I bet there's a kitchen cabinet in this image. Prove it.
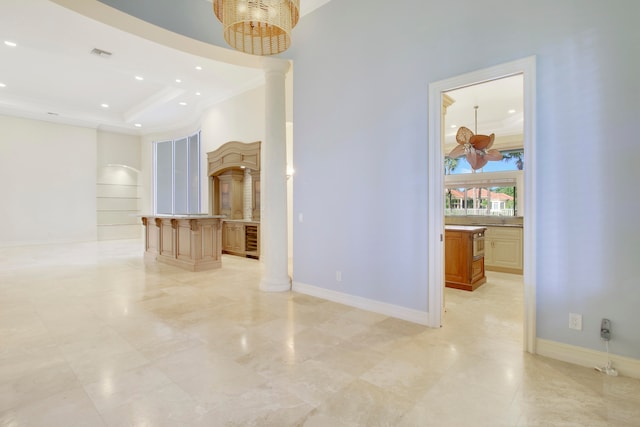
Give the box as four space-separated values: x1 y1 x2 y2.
484 226 523 274
207 141 261 222
222 221 244 255
445 226 486 291
217 170 244 220
222 221 260 259
208 142 262 259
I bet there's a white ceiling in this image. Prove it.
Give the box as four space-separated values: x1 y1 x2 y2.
443 74 524 152
0 0 521 143
0 0 328 135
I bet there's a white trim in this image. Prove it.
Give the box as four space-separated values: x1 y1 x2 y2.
522 58 537 354
292 281 429 325
537 338 640 379
427 56 537 353
427 77 445 328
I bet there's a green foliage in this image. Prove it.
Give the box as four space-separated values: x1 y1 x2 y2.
444 157 458 175
502 149 524 170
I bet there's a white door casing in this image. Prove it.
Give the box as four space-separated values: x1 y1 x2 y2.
427 56 537 354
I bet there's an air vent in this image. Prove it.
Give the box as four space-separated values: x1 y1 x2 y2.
90 48 112 58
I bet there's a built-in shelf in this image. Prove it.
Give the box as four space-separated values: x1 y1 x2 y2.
96 179 141 240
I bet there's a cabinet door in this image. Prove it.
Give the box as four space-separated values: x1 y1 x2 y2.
222 223 244 254
485 227 523 272
217 171 244 219
484 235 495 265
445 231 466 283
471 258 485 283
493 237 522 269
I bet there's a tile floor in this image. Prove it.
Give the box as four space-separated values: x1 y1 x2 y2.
0 240 639 426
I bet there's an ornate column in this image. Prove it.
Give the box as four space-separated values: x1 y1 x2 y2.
243 168 252 221
259 59 291 292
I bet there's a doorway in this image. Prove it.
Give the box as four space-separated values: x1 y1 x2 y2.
427 57 537 353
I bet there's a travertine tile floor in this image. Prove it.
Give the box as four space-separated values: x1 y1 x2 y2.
1 240 639 426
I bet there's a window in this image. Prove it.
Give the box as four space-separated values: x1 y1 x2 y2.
444 169 523 217
444 149 523 217
153 131 201 214
445 184 517 216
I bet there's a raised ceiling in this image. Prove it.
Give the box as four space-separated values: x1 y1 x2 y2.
0 0 329 135
443 74 524 153
0 0 522 142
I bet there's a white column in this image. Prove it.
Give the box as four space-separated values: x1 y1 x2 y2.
259 59 290 292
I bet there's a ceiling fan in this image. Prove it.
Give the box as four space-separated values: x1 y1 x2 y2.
448 106 503 170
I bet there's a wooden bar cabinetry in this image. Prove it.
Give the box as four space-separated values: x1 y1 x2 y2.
141 215 224 271
222 221 260 259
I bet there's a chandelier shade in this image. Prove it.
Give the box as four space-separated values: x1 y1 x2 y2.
213 0 300 56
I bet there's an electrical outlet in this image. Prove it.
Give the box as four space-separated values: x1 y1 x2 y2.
601 318 611 341
336 271 342 282
569 313 582 330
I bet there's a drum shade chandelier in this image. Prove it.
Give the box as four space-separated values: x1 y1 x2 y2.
213 0 300 56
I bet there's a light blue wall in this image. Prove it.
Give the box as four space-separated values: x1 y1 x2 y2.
97 0 225 47
100 0 640 359
289 0 640 358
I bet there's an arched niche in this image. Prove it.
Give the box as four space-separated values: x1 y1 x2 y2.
207 141 261 221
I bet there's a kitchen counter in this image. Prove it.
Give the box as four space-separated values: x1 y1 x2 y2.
445 216 523 228
462 223 523 228
445 226 487 291
140 214 224 271
445 225 487 232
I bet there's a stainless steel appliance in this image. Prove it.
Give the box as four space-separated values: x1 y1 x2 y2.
472 231 485 259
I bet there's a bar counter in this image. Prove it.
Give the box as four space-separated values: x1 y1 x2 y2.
140 215 225 271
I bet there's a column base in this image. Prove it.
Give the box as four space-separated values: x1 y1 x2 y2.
259 276 291 292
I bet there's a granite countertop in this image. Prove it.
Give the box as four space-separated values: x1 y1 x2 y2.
445 225 487 232
445 216 523 228
464 223 523 228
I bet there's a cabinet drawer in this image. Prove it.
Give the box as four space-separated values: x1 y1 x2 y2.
484 227 522 239
471 258 485 282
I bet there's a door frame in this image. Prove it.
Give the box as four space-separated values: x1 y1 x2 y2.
427 56 537 353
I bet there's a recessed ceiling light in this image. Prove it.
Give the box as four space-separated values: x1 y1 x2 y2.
135 76 144 81
4 41 17 47
195 66 202 70
179 102 187 106
450 124 456 128
134 123 142 128
508 109 516 114
175 79 182 83
195 92 201 96
101 103 109 108
0 83 6 88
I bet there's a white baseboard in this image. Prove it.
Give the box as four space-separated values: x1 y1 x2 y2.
536 338 640 379
292 281 430 326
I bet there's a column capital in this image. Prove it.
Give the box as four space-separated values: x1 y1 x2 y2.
261 57 291 75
